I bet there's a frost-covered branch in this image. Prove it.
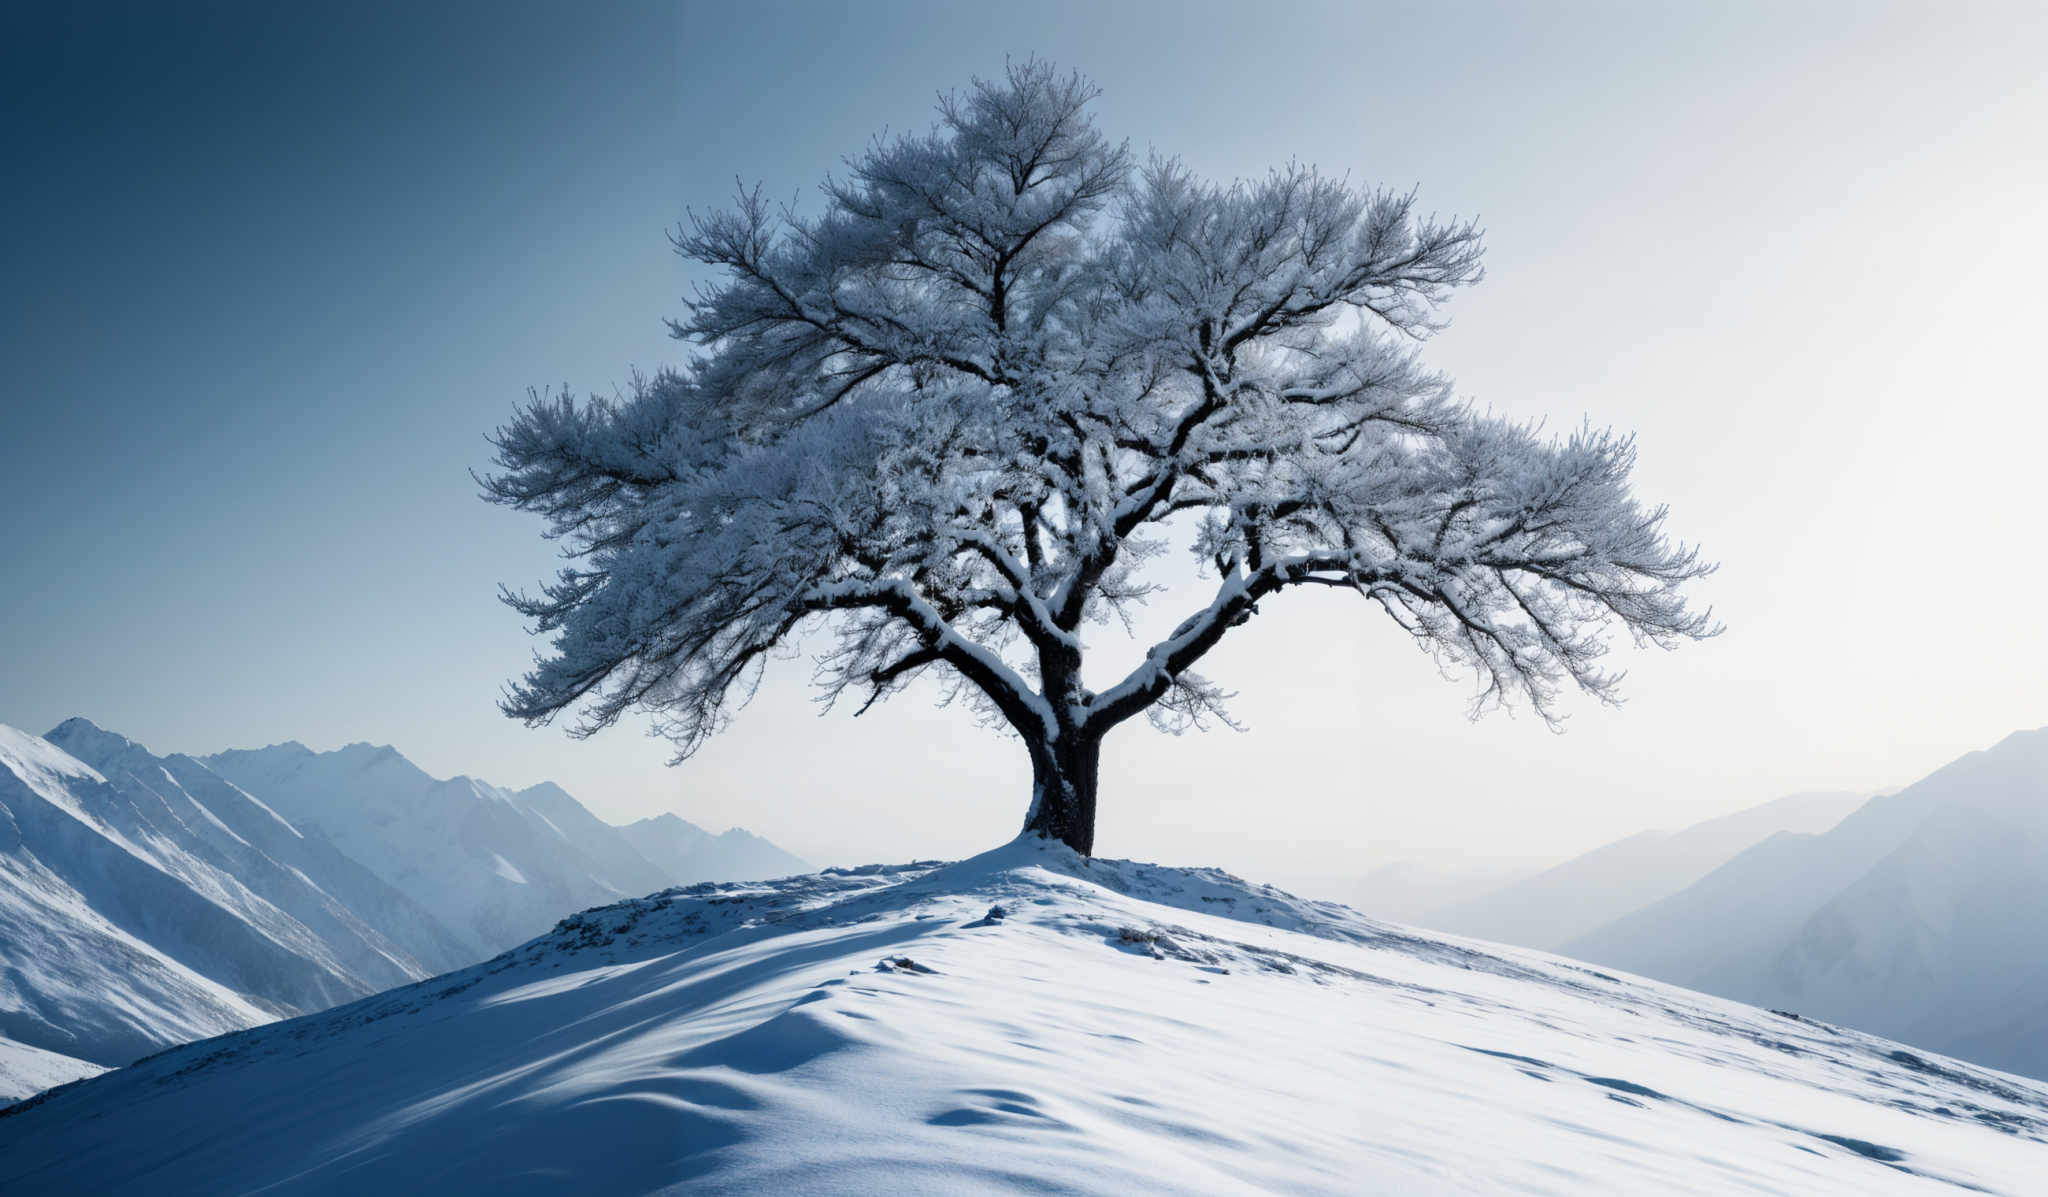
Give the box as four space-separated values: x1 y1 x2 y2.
485 60 1716 853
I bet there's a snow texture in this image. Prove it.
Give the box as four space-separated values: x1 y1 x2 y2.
0 1035 102 1105
6 838 2044 1194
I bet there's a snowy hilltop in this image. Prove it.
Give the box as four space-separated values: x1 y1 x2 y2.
0 720 805 1101
5 839 2045 1194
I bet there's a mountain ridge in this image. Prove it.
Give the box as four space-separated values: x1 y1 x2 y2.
0 719 808 1101
1565 726 2048 1079
1399 789 1866 950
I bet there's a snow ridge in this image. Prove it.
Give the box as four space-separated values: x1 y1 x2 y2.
5 839 2044 1194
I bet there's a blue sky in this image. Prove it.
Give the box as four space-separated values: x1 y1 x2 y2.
4 2 2044 881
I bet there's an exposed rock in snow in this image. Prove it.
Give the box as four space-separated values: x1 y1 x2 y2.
5 839 2043 1194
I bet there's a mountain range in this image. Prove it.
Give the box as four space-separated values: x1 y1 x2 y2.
0 719 805 1101
1348 727 2048 1082
1423 789 1868 951
1565 727 2048 1079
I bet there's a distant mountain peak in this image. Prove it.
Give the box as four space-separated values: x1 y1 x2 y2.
212 740 315 760
0 723 106 786
639 811 706 832
334 742 404 763
44 717 142 756
1989 725 2048 753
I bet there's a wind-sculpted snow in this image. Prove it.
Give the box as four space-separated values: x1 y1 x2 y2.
5 840 2045 1194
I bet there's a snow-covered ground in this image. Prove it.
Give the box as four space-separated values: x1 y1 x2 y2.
6 839 2044 1194
0 1035 103 1105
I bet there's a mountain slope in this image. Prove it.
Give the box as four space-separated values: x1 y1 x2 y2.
4 840 2044 1194
0 725 325 1066
46 719 473 982
1425 791 1865 950
512 781 671 897
0 1036 102 1105
201 742 647 956
1567 728 2048 1078
203 743 810 957
617 811 712 872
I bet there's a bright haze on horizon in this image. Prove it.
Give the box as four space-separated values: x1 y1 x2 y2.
3 1 2043 886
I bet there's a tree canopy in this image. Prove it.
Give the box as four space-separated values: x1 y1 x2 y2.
483 61 1716 854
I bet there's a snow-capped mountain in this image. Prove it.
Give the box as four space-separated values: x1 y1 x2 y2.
512 780 672 898
0 724 376 1075
4 839 2043 1194
1567 727 2048 1079
45 719 474 984
1421 790 1866 950
622 812 812 883
202 740 808 956
0 1036 102 1106
0 720 810 1102
201 740 611 957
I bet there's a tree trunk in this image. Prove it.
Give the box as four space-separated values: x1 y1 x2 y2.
1022 734 1100 856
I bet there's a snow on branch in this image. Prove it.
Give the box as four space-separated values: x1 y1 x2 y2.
485 59 1715 777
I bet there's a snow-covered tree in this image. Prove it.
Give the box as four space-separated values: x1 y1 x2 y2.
483 61 1716 855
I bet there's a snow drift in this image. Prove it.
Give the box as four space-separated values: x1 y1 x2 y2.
5 839 2044 1194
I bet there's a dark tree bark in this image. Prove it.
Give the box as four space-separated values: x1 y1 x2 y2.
1023 733 1100 856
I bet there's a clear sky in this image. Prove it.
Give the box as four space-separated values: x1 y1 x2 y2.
4 1 2044 887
